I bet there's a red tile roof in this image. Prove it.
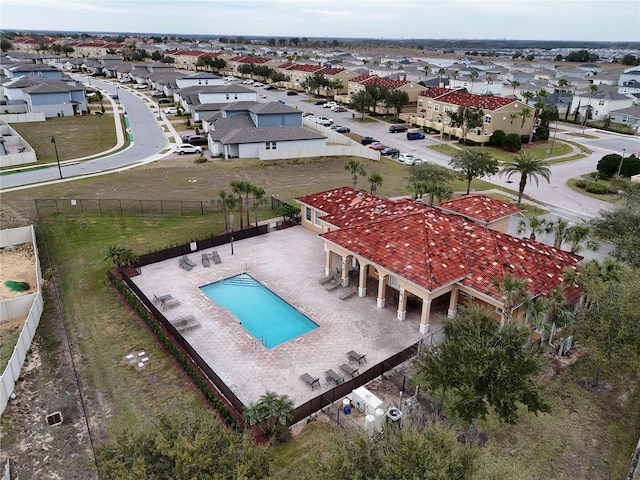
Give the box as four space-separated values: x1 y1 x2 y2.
349 74 372 83
297 187 580 300
317 67 346 76
419 88 516 111
436 195 522 224
278 62 296 69
287 64 323 72
361 76 411 90
230 56 272 64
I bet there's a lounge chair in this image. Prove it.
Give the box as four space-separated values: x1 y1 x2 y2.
202 253 210 267
153 293 172 304
211 251 221 264
339 287 357 300
170 315 200 332
182 255 196 268
318 275 334 285
179 259 193 271
325 369 344 385
325 280 339 292
300 373 320 390
340 363 359 378
163 298 181 310
347 350 367 364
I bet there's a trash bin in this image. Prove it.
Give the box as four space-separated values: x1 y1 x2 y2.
343 398 351 415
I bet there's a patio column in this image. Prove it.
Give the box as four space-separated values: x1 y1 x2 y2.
396 288 407 321
358 264 368 297
448 288 459 318
324 247 333 277
420 298 432 334
376 275 386 309
341 256 349 287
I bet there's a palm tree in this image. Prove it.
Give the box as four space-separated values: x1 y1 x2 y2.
437 67 446 86
230 180 248 229
104 245 138 269
344 160 367 189
581 84 599 133
451 70 459 83
217 190 231 233
516 215 550 240
499 152 551 205
255 391 294 439
422 65 432 77
528 100 546 144
519 106 532 136
490 273 530 325
251 185 266 227
526 296 549 343
469 70 479 94
485 76 493 94
368 172 383 195
509 113 519 125
522 91 534 105
510 80 521 96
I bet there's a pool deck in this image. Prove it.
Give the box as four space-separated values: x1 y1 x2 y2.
131 225 443 408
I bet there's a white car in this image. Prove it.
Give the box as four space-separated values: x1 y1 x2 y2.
134 84 147 89
323 101 337 109
119 77 132 83
175 144 202 155
164 107 178 115
405 157 424 166
242 79 254 84
253 82 264 87
399 153 415 164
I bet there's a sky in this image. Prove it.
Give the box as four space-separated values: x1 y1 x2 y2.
2 0 639 43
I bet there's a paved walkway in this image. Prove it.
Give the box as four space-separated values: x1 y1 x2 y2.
130 226 443 408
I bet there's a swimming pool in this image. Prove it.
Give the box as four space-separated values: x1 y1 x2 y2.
199 273 318 349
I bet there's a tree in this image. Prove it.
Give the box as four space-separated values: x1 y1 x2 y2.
244 391 294 442
499 152 551 204
415 305 550 430
384 90 409 122
95 412 271 479
230 180 250 229
307 424 477 479
597 153 640 179
301 72 330 96
516 215 550 241
519 106 532 137
589 179 640 267
368 172 383 195
581 84 599 133
448 149 499 194
407 163 455 206
216 190 233 233
251 185 266 227
104 245 138 269
447 106 484 145
349 90 375 120
0 38 13 52
344 160 367 189
510 80 521 95
468 70 479 93
490 273 530 324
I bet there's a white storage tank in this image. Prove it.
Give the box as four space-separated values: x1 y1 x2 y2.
374 408 385 433
364 414 376 435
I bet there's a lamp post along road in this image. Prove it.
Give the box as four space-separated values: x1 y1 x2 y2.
617 149 626 177
50 136 63 179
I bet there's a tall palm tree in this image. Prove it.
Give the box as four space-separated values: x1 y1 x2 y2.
510 80 521 96
344 160 367 189
451 70 459 83
423 65 432 77
485 76 493 94
437 67 446 86
469 70 479 94
519 106 532 136
499 152 551 205
256 391 294 437
230 180 248 229
581 84 599 133
217 190 231 233
251 185 266 227
522 91 534 105
528 100 546 143
368 172 383 195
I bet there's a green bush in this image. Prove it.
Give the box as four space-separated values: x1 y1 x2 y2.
489 129 506 146
574 179 587 188
502 133 522 152
586 182 607 194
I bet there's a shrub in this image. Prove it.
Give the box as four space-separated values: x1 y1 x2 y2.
502 133 522 152
586 182 607 194
489 129 506 146
574 179 587 188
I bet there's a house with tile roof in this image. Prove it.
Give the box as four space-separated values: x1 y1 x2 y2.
296 187 581 333
401 88 535 144
335 74 424 114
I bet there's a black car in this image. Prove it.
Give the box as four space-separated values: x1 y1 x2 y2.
286 91 298 96
389 124 408 133
361 136 379 146
158 98 172 104
186 135 208 146
264 84 276 90
381 147 400 158
332 126 351 133
332 106 347 112
314 99 327 105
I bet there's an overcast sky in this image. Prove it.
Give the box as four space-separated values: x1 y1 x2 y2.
2 0 639 43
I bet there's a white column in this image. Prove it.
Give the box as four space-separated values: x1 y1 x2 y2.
341 256 349 287
324 247 333 278
376 275 386 309
358 264 367 297
419 298 432 334
396 288 407 321
447 288 459 318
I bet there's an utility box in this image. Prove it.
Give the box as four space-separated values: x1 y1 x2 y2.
351 386 385 415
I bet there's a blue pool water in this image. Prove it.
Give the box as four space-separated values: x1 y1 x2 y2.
199 273 318 349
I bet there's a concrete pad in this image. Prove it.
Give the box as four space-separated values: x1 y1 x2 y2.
131 226 443 408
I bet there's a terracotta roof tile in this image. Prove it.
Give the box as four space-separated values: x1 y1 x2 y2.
419 88 517 111
437 195 522 224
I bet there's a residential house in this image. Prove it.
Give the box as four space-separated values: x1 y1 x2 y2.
608 105 640 131
618 68 640 95
175 84 257 113
296 187 581 333
1 75 87 117
570 86 635 122
403 87 535 144
336 75 424 114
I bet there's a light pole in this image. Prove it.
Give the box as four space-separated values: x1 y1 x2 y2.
50 136 63 179
617 149 626 177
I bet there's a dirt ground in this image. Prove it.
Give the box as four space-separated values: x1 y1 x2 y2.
0 243 37 301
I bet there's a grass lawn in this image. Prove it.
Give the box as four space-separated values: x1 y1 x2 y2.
8 115 120 165
566 178 619 203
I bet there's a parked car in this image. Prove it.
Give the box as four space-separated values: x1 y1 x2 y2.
361 136 379 146
151 91 164 97
399 153 415 164
314 99 327 105
367 143 389 151
158 98 172 104
242 79 254 84
315 117 333 126
164 107 179 115
406 131 425 140
389 124 408 133
404 157 424 166
276 99 286 104
186 135 208 146
323 101 337 109
175 144 202 155
253 82 264 87
119 77 132 83
134 84 148 89
381 147 400 158
286 91 298 96
258 94 267 99
301 112 314 117
331 126 351 133
264 84 276 90
332 106 347 112
91 71 106 77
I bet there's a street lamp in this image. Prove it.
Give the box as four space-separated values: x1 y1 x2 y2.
617 149 626 177
50 136 63 179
